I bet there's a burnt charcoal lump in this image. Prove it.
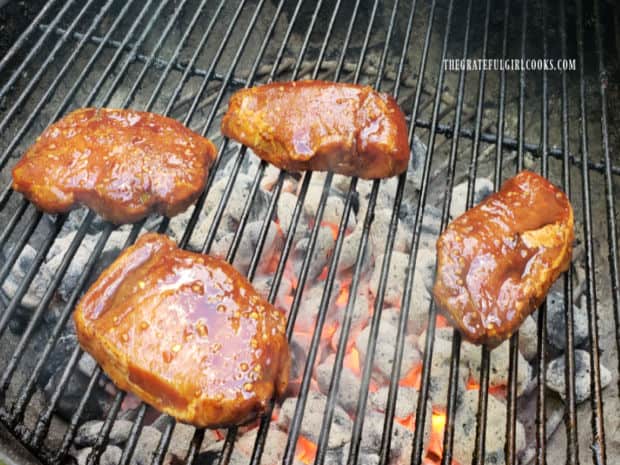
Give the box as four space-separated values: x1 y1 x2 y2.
545 290 589 351
75 446 122 465
277 391 352 449
453 390 526 465
75 420 134 446
546 349 612 403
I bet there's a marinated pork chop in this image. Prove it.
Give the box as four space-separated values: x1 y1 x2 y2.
74 233 290 427
221 80 410 179
433 171 574 347
12 108 216 224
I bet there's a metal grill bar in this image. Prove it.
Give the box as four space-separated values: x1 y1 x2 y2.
0 0 139 179
77 1 267 459
55 224 143 463
0 0 157 273
405 1 454 463
469 0 511 462
559 2 579 463
593 0 620 404
0 211 95 396
282 0 385 459
535 1 550 464
576 1 607 463
0 214 65 336
0 0 62 74
0 0 77 103
32 23 620 178
201 1 364 463
0 0 105 151
119 0 195 109
26 226 114 445
505 2 529 464
0 2 619 465
435 0 475 463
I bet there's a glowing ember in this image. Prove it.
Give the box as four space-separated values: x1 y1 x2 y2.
264 248 281 274
435 314 450 328
427 410 447 458
344 346 361 376
466 376 506 396
320 221 340 241
395 414 416 431
340 345 380 391
322 321 339 341
285 261 299 289
283 294 294 308
466 377 480 390
296 436 318 464
431 411 446 434
399 365 422 390
335 286 350 307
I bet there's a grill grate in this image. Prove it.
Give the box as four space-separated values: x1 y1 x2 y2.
0 1 618 465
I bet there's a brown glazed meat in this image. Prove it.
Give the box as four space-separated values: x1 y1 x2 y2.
73 233 290 427
12 108 216 224
433 171 574 347
221 80 410 179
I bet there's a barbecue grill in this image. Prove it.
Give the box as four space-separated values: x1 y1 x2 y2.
0 1 618 465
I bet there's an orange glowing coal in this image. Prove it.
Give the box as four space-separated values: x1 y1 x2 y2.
395 413 416 431
399 365 422 390
296 435 318 464
432 411 446 435
344 346 362 376
282 294 294 308
435 314 450 328
427 410 447 458
466 377 480 390
322 321 339 341
265 253 280 274
335 286 350 307
466 376 506 396
342 345 380 392
320 221 340 241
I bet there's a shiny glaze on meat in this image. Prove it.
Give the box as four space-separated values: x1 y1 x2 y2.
12 108 216 224
432 171 574 347
221 80 410 179
73 233 290 427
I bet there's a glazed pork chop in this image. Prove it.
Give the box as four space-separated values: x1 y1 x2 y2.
221 80 410 179
433 171 574 347
73 233 290 427
12 108 216 224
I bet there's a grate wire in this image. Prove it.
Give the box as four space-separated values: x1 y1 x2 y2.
0 2 618 465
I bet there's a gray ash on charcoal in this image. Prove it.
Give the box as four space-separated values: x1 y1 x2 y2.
546 349 613 404
278 391 353 450
545 289 590 351
40 328 114 422
73 417 210 465
453 390 526 465
1 116 608 465
354 309 420 384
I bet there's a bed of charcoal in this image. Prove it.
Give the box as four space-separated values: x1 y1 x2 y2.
0 1 619 465
2 136 611 465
